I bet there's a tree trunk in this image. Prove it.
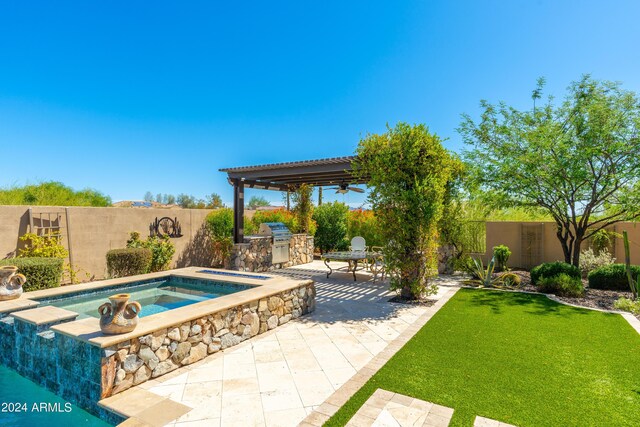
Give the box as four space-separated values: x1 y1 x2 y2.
556 222 572 264
571 236 584 267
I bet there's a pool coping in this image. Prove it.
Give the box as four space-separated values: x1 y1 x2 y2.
0 267 312 348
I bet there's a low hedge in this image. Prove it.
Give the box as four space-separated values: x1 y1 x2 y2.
587 264 640 291
537 273 585 297
0 257 64 291
530 262 580 285
106 248 152 278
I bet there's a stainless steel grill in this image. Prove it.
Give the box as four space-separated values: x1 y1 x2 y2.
258 222 293 264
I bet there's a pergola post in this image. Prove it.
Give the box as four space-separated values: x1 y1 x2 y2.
318 187 323 206
233 179 245 244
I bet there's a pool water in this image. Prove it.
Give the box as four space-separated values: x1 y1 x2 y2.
40 277 250 319
0 365 112 427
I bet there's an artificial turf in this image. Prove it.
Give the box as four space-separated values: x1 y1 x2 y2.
325 288 640 426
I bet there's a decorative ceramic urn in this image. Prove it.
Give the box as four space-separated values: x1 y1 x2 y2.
98 293 141 335
0 265 27 301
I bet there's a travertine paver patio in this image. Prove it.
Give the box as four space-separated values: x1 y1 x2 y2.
346 389 454 427
134 261 460 427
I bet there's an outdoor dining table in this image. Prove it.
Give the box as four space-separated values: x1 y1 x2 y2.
321 251 383 281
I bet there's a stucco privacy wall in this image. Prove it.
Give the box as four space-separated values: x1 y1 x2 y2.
483 221 640 268
0 205 216 279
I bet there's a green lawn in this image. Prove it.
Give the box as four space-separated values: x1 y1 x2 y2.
326 288 640 427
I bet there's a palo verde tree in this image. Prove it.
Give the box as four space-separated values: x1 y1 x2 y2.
460 76 640 266
355 123 461 299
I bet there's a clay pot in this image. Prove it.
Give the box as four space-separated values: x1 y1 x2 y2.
98 293 142 335
0 265 27 301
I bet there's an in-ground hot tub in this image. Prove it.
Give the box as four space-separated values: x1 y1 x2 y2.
0 267 315 424
39 276 253 319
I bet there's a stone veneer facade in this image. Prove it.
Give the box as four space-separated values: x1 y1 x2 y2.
101 280 315 397
230 234 314 272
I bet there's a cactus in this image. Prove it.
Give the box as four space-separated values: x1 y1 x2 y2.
623 231 639 300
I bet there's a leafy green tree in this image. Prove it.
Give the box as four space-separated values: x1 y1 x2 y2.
313 202 349 253
143 191 154 202
176 193 196 208
166 194 176 205
247 196 271 210
355 123 460 299
207 193 224 209
460 76 640 266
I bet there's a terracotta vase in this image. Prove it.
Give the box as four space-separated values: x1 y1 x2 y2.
98 293 142 335
0 265 27 301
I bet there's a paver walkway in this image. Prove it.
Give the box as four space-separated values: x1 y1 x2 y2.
135 261 459 427
347 389 454 427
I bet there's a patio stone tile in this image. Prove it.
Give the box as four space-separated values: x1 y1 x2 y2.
342 389 455 427
282 348 321 373
323 366 358 388
222 359 257 379
148 383 185 401
260 386 304 412
181 380 222 406
263 407 308 427
292 370 335 407
174 419 220 427
220 392 265 427
474 416 517 427
222 376 261 396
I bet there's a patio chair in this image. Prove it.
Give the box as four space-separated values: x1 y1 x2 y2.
349 236 368 252
369 246 386 282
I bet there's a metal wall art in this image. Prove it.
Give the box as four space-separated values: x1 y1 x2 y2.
150 217 183 238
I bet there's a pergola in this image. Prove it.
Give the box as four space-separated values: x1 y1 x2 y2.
220 156 367 243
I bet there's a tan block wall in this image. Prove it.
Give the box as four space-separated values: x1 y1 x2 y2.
483 221 640 268
0 206 216 280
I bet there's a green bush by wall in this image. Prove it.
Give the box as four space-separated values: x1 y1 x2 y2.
530 262 580 285
106 248 152 278
588 264 640 291
0 257 64 291
537 273 585 297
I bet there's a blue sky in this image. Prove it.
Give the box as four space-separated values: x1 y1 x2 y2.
1 1 639 206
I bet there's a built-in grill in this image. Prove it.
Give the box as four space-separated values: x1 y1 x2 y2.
258 222 293 264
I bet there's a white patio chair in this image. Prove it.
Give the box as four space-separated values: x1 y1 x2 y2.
349 236 367 252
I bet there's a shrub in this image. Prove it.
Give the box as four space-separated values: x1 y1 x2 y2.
250 209 317 235
252 209 297 232
204 208 235 267
126 232 175 272
493 245 511 271
106 248 152 278
537 273 585 297
0 257 64 291
347 209 384 247
312 202 349 253
18 232 69 258
588 264 640 291
205 208 233 238
579 247 615 276
614 297 640 315
530 262 580 285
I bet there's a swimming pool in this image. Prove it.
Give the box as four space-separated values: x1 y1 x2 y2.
0 364 112 427
35 276 252 319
